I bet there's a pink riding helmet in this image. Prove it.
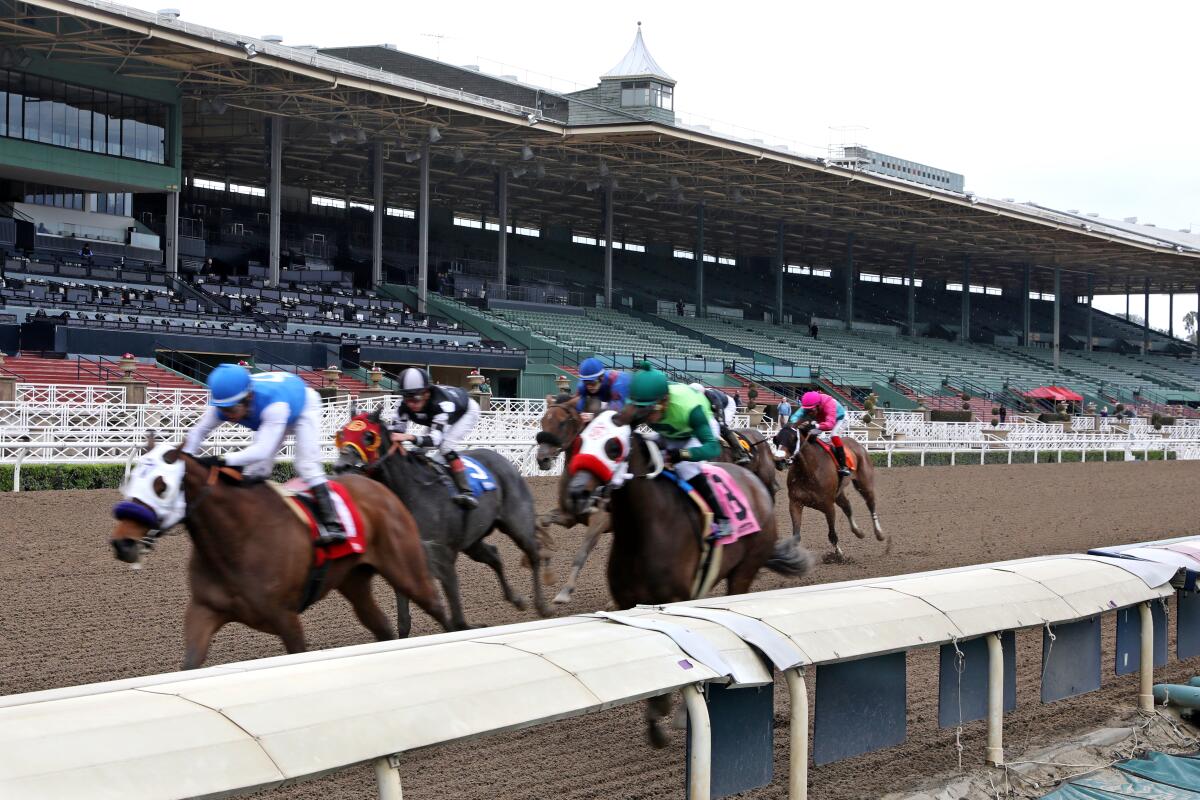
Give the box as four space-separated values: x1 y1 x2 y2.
800 390 824 410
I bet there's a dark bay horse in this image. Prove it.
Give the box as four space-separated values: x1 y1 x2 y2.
723 426 778 495
110 443 450 668
565 421 811 746
535 394 612 604
336 411 550 632
772 422 887 562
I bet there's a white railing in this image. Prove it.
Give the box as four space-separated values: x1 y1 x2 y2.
15 383 127 405
2 537 1185 800
146 387 210 407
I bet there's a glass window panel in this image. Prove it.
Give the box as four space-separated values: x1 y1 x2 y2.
122 97 136 158
92 91 106 153
7 73 21 138
107 91 120 155
22 77 38 140
78 89 91 152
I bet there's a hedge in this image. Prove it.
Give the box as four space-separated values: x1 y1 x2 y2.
1 461 314 492
930 410 973 423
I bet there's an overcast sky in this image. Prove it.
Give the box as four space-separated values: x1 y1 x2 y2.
125 0 1199 332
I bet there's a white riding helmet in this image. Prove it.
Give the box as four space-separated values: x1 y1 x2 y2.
688 382 705 395
399 367 432 396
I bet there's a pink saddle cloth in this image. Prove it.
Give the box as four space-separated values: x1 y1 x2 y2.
698 464 760 545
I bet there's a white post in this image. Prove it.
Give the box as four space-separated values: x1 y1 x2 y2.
682 684 711 800
986 632 1004 766
1139 601 1155 713
13 446 27 492
374 755 403 800
785 668 809 800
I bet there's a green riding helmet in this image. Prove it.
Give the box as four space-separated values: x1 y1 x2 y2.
629 368 670 406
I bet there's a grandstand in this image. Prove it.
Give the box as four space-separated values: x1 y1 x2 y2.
0 0 1196 415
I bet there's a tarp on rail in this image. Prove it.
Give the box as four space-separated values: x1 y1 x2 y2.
1041 751 1200 799
1025 386 1085 402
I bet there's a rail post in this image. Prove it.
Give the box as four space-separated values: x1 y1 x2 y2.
1139 601 1154 713
785 668 809 800
986 632 1004 766
683 683 711 800
374 754 404 800
13 445 28 492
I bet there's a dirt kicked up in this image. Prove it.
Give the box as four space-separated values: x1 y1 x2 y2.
2 460 1199 799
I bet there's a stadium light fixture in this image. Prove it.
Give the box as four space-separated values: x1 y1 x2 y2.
521 145 534 161
644 191 659 202
534 164 546 179
242 42 258 59
428 126 443 144
526 112 539 125
354 129 368 145
404 150 422 163
585 180 600 192
452 148 465 164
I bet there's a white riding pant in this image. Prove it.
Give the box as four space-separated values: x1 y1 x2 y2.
431 398 481 461
814 417 847 443
720 402 735 428
242 388 327 484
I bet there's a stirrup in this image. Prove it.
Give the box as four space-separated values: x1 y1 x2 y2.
452 492 479 510
837 467 851 477
316 528 347 546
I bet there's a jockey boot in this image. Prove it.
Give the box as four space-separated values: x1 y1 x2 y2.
688 472 732 541
448 456 480 510
722 428 751 465
310 482 347 546
833 443 851 478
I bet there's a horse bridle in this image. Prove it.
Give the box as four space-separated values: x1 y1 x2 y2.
128 462 238 558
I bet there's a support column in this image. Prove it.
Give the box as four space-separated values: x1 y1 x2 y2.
1085 273 1094 352
775 221 785 324
603 183 614 308
1125 279 1131 321
844 232 855 329
906 247 916 336
985 633 1004 766
417 140 430 313
164 190 179 277
1053 267 1061 371
1195 282 1200 360
1169 290 1174 339
372 141 384 287
1022 264 1032 346
961 254 971 342
268 117 283 287
694 203 705 318
1143 277 1151 354
497 168 508 295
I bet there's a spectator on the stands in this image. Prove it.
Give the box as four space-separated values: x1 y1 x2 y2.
998 405 1007 424
809 322 819 339
480 378 492 394
777 396 793 426
1101 405 1109 419
676 299 685 316
79 244 94 266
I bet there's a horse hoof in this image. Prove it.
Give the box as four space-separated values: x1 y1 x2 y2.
535 601 553 618
509 595 528 611
647 722 671 750
851 527 867 540
822 551 845 565
552 590 573 605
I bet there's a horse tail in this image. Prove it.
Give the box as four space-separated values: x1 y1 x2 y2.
765 537 813 577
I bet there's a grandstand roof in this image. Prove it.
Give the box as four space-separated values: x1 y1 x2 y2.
7 0 1200 297
602 25 675 83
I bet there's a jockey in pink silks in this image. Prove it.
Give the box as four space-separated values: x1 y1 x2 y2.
789 390 851 477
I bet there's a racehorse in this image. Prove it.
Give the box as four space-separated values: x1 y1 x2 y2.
564 412 811 746
534 393 611 604
335 410 551 633
772 421 887 562
110 442 451 669
538 397 779 606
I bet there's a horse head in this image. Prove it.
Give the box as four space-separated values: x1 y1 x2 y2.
334 410 387 473
563 409 631 517
110 441 186 565
535 394 585 470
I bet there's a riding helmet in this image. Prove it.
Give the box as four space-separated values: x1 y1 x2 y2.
578 357 605 380
629 369 670 406
207 363 252 407
398 366 432 396
801 390 824 410
688 382 705 395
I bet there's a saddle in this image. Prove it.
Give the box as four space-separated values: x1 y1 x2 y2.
720 431 754 457
414 452 496 501
813 437 857 472
268 480 366 612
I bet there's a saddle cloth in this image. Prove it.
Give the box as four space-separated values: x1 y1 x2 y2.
425 455 498 499
815 438 858 472
722 431 753 455
662 465 761 544
275 480 366 567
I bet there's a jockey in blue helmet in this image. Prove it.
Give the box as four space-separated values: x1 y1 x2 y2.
183 364 346 544
574 357 632 416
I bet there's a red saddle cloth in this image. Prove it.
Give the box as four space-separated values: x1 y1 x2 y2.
815 438 857 472
282 479 367 566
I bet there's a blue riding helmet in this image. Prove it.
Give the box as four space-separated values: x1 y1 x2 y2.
578 357 606 381
207 364 252 407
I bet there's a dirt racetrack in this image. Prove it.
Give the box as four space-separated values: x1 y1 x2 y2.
4 460 1200 799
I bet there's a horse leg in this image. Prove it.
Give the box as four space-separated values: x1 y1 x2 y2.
854 473 889 549
338 569 395 641
645 693 673 749
835 492 866 539
182 600 227 670
496 515 551 619
823 502 845 562
553 511 609 605
465 538 527 611
788 495 806 542
273 612 307 655
377 541 455 633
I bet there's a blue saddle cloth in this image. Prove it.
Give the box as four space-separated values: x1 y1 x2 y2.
459 456 497 497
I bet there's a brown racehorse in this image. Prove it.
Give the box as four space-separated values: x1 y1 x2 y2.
110 443 451 668
538 397 779 605
772 421 887 562
564 419 810 746
534 394 611 604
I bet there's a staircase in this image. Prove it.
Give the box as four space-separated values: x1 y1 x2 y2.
297 369 372 393
6 352 199 390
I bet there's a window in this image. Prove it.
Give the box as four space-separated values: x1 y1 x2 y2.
230 183 265 197
1029 291 1055 302
453 215 482 229
573 235 598 246
785 263 809 275
985 287 1002 296
673 249 693 260
860 272 881 283
193 177 225 191
514 226 540 237
349 201 374 211
969 284 985 294
620 80 673 110
947 283 963 292
882 275 903 285
717 256 735 265
387 207 415 218
811 268 832 278
310 194 344 208
625 242 645 253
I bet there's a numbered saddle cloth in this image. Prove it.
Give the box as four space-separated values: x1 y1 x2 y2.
697 464 761 545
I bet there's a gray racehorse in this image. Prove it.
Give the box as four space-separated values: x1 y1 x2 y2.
335 409 550 633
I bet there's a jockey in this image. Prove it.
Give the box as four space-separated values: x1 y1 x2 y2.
620 369 732 536
385 367 481 510
184 364 346 545
575 357 632 417
689 382 750 465
790 390 850 477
